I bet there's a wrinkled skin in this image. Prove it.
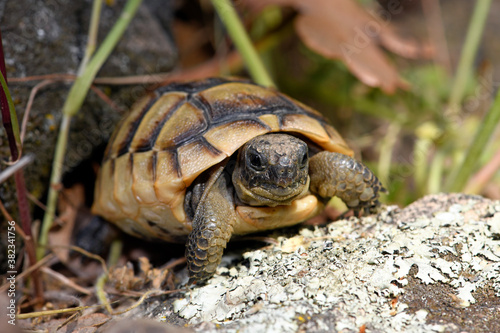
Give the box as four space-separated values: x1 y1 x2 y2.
185 133 385 284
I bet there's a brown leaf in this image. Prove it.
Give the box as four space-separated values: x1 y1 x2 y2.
108 257 170 292
57 313 110 333
50 184 86 262
109 262 141 291
246 0 433 93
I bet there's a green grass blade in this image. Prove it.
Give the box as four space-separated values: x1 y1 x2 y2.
211 0 275 87
445 88 500 192
38 0 143 260
447 0 491 114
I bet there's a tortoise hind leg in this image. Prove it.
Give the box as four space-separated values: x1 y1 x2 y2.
185 171 236 284
309 151 386 215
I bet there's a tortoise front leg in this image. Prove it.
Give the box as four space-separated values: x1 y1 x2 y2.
309 152 385 215
185 172 236 284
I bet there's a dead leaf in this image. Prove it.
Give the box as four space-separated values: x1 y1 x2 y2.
245 0 433 93
50 184 86 262
57 313 110 333
108 257 170 292
109 262 140 291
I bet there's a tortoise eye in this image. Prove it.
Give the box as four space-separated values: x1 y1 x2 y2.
248 151 265 171
300 151 308 168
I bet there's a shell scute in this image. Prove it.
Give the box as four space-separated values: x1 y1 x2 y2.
154 150 184 206
197 82 293 122
130 92 187 152
154 100 207 150
131 151 158 205
203 119 269 156
106 94 155 160
113 154 139 217
178 138 225 185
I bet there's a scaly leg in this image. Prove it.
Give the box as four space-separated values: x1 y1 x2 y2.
309 152 385 215
185 171 236 284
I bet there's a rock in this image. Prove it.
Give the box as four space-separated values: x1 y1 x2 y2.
0 0 176 223
0 0 177 272
153 194 500 332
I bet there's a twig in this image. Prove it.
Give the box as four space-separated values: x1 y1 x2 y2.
40 266 92 295
0 254 56 293
21 79 57 143
90 85 122 112
16 302 109 320
48 245 109 277
0 30 44 302
0 154 34 183
9 73 76 82
107 289 180 315
0 199 27 241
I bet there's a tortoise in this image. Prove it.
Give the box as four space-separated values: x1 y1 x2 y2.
91 78 385 284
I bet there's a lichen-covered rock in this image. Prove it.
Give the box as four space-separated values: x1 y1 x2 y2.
158 194 500 332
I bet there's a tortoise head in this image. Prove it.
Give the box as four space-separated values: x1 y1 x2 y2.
232 133 310 207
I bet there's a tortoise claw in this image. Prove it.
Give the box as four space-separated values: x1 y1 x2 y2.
309 152 386 216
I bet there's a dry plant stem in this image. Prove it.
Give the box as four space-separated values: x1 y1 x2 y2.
16 170 44 303
21 80 118 145
0 199 15 222
40 266 92 295
9 28 283 87
0 254 56 293
447 0 491 114
0 34 44 302
14 173 32 233
0 199 28 240
0 33 20 160
16 303 108 320
464 146 500 194
446 88 500 192
38 0 143 260
21 79 57 143
111 289 179 315
9 73 76 83
211 0 275 87
0 154 34 183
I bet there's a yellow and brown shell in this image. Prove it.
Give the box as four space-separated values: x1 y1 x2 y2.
91 78 353 242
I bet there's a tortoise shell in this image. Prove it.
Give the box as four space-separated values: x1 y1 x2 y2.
91 78 353 242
